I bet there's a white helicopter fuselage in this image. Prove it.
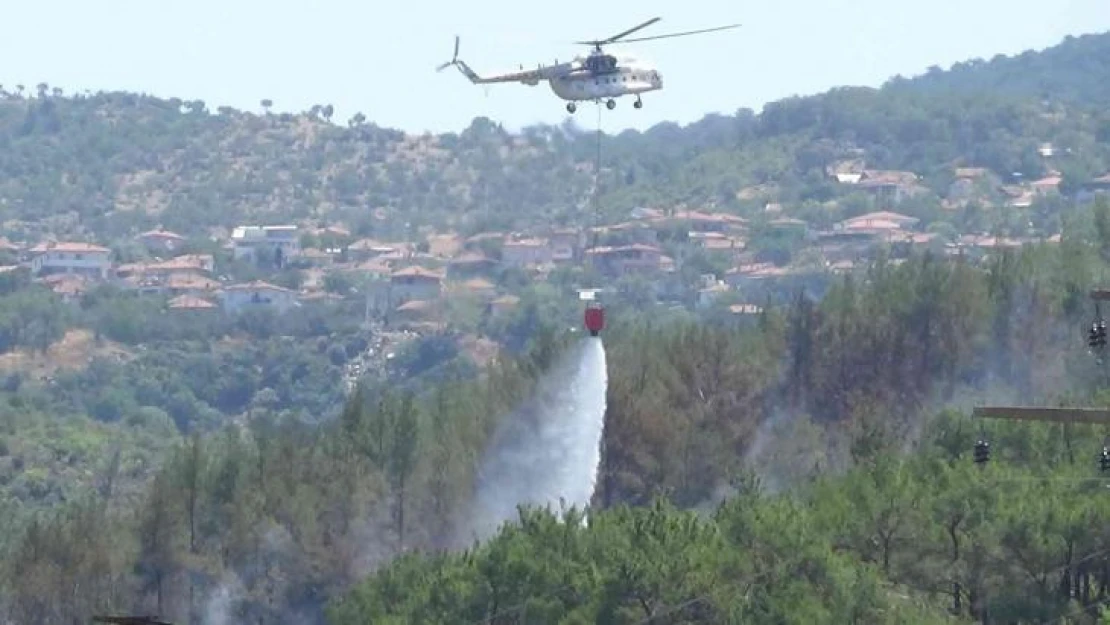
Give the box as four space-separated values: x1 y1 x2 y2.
440 18 737 112
547 64 663 102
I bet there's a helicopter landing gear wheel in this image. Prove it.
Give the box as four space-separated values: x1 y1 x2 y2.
566 102 576 114
634 97 643 109
605 99 616 110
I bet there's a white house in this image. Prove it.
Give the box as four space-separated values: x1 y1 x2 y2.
28 241 112 279
231 225 300 265
218 280 299 314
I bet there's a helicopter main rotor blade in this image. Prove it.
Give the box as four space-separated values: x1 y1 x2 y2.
610 22 741 44
575 16 661 46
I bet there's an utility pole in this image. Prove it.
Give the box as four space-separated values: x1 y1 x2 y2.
973 289 1110 427
965 287 1110 622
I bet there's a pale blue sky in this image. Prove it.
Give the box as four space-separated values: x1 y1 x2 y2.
2 0 1108 135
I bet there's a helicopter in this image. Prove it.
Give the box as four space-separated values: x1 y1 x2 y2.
436 17 741 114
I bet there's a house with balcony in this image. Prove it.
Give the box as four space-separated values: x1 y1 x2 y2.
231 225 300 266
28 241 112 279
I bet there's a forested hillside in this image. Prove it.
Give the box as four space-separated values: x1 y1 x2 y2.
888 30 1110 104
1 31 1109 242
3 28 1110 625
7 199 1110 623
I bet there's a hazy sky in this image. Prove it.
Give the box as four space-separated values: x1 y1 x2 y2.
3 0 1108 135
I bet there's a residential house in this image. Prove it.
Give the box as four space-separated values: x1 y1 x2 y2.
1001 185 1035 208
548 228 586 262
311 224 352 242
651 210 747 234
696 281 730 310
724 262 789 290
393 299 438 325
298 291 344 305
164 273 222 297
502 238 553 267
347 258 394 282
347 238 404 262
688 231 732 250
389 266 444 305
426 234 462 258
294 248 336 267
458 277 497 300
855 170 925 204
1030 172 1063 196
44 274 91 302
342 258 395 313
464 232 507 250
218 280 299 314
167 294 218 313
28 241 112 279
231 225 300 265
835 211 920 233
886 232 939 258
629 206 664 220
700 236 746 255
826 159 866 184
487 294 520 319
122 271 221 297
136 228 186 254
767 217 813 240
145 254 216 276
447 252 498 278
586 244 664 276
115 254 218 293
948 167 996 205
816 212 919 262
601 221 658 246
1079 173 1110 203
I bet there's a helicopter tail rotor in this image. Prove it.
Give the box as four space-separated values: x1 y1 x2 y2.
436 35 461 72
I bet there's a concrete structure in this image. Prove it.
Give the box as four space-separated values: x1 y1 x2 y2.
231 225 299 265
28 241 112 279
218 280 299 313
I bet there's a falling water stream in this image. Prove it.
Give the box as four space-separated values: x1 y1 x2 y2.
454 337 608 545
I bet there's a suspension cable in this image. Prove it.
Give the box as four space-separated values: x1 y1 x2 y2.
587 101 602 250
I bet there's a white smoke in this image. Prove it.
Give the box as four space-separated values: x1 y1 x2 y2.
454 337 608 545
201 575 244 625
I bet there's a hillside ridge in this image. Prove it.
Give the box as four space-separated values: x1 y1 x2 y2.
0 31 1107 242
